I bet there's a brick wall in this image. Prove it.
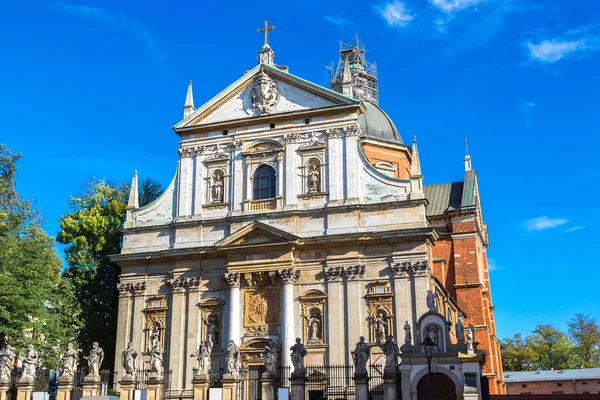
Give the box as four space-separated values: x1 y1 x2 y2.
506 379 600 395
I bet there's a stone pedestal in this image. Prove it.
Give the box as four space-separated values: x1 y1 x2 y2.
146 375 163 400
192 373 210 400
56 377 74 400
352 374 370 400
16 378 34 400
290 375 307 400
0 380 11 400
399 367 412 400
260 373 277 400
81 376 101 398
382 371 398 400
221 374 238 400
118 378 137 400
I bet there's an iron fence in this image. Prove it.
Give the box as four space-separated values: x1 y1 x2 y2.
368 364 384 400
133 369 172 392
6 369 19 400
305 365 354 400
209 368 225 388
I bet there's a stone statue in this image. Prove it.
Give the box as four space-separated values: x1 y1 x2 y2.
290 338 307 377
84 343 104 379
149 339 164 376
351 336 370 376
373 311 388 343
403 321 412 343
467 324 475 350
0 347 15 382
121 342 138 378
308 310 322 341
308 164 320 193
263 339 278 376
225 340 240 377
191 339 212 375
456 319 465 342
206 315 219 346
211 174 224 203
21 345 38 380
426 290 437 312
427 326 439 349
59 343 78 379
379 335 400 371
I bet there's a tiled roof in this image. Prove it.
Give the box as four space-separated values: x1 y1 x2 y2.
504 368 600 382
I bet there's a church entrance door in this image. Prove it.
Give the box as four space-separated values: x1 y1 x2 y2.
416 373 456 400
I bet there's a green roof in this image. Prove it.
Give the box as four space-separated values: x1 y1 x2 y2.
424 170 477 216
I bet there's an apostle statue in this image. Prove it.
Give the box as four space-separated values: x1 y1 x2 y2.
373 311 388 343
225 340 240 377
59 343 78 379
191 340 212 375
21 345 38 380
308 164 320 193
84 342 104 379
0 347 15 382
426 290 437 312
379 335 399 372
211 173 224 203
263 340 279 376
403 321 412 344
466 324 475 351
308 311 322 341
456 319 465 342
121 342 138 378
149 338 164 376
290 338 307 377
206 315 219 346
351 337 370 376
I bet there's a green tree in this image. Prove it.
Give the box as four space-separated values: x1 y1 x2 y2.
0 144 78 366
568 314 600 368
500 333 537 371
58 177 162 369
526 324 574 370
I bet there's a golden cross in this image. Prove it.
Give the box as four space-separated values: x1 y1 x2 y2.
257 20 276 45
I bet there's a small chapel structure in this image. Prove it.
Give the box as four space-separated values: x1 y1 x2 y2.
112 27 505 399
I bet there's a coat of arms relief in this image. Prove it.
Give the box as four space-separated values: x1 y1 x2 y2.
250 71 279 114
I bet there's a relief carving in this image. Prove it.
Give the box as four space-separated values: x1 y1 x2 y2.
244 290 279 327
250 71 279 114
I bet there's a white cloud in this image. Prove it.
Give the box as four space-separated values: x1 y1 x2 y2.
524 216 569 231
375 1 415 27
526 39 587 63
525 24 600 64
50 2 162 60
565 226 584 233
487 258 505 272
324 15 348 27
430 0 486 14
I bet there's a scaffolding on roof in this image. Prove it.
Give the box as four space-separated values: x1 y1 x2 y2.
330 35 379 104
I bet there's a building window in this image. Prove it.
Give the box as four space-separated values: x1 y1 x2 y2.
522 385 527 388
222 129 228 135
557 383 562 386
304 118 310 125
269 123 275 129
253 165 276 200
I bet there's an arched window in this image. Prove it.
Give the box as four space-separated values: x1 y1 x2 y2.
253 165 276 200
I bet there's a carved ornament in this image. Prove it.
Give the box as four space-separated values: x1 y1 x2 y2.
324 266 344 282
224 272 241 288
279 268 300 284
344 264 365 280
244 290 280 327
167 277 200 293
250 71 279 114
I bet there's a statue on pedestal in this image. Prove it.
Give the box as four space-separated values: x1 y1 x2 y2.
149 338 164 376
191 339 212 375
21 345 38 380
379 336 399 371
225 340 240 377
122 343 138 378
426 290 437 312
290 338 307 377
211 174 224 203
403 321 412 344
0 347 15 382
263 340 278 376
351 337 370 376
59 343 78 379
456 319 465 342
84 342 104 379
308 311 322 341
373 311 388 343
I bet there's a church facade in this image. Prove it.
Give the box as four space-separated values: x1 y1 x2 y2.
112 34 505 397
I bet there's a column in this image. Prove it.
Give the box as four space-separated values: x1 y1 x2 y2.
326 129 342 203
324 266 345 364
225 273 241 344
279 269 299 369
177 150 193 217
283 134 298 209
193 147 205 215
343 126 360 202
16 378 34 400
230 140 244 213
344 265 365 362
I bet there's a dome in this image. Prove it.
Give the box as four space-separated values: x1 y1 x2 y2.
358 101 403 144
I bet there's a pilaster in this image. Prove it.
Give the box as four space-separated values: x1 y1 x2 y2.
326 129 342 203
230 140 244 213
193 147 205 215
391 262 415 335
115 283 134 384
343 126 360 202
177 150 193 217
279 268 300 368
324 266 345 364
344 264 365 362
283 135 299 208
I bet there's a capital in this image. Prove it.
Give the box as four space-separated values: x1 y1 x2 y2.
324 266 344 282
344 264 365 280
279 268 300 284
224 272 241 288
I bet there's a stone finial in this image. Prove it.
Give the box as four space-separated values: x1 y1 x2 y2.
183 80 195 119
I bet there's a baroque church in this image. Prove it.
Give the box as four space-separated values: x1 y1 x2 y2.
112 28 505 398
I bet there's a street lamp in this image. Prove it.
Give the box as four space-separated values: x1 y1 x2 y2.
420 336 437 400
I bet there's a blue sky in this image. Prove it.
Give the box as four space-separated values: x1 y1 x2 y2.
1 0 599 340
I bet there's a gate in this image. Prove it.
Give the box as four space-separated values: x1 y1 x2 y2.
242 365 264 400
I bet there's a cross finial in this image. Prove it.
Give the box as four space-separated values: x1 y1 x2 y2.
257 20 276 45
464 136 469 156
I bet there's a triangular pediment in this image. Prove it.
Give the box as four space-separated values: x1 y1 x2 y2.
215 221 299 247
174 64 358 130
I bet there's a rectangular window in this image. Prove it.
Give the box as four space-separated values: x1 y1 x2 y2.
222 129 228 135
269 123 275 129
522 385 527 388
304 118 310 125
